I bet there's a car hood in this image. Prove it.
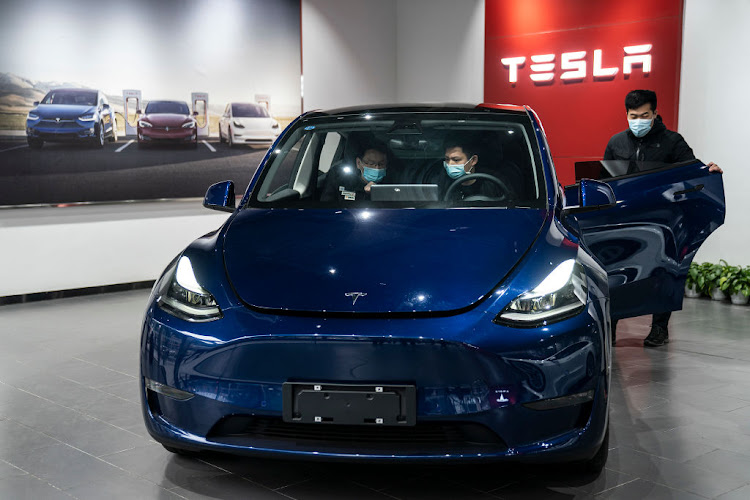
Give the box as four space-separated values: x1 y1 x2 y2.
223 208 547 314
35 104 96 119
144 113 192 126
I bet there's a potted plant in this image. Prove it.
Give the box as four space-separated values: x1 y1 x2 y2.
719 264 750 305
706 261 727 301
684 262 703 298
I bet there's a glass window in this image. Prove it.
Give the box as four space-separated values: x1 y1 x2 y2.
249 112 546 209
144 101 190 115
42 90 97 106
232 103 270 118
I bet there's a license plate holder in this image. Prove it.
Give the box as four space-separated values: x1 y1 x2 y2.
282 382 416 426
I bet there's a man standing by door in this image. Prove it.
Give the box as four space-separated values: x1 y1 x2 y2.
604 89 722 347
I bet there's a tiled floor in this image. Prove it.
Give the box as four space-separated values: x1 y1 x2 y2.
1 290 749 499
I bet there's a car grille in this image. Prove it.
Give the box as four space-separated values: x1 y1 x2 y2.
206 415 507 455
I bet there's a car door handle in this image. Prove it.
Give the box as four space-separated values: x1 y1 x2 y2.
673 184 704 198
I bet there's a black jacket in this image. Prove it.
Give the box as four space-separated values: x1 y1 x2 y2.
603 116 695 163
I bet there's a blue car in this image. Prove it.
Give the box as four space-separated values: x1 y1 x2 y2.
26 88 118 149
140 104 724 471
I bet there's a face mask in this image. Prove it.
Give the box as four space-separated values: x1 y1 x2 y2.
362 166 386 183
444 160 469 179
628 118 653 138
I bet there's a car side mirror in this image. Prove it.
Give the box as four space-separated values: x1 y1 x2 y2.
33 101 39 106
204 180 236 213
136 109 142 115
563 179 615 214
193 110 199 116
102 103 110 110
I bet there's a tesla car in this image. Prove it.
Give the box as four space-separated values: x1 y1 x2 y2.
137 100 198 148
26 88 117 149
218 102 280 148
140 104 724 471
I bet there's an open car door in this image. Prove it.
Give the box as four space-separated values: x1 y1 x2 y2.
570 159 725 320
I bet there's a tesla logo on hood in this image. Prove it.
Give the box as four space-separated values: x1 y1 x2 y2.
345 292 367 305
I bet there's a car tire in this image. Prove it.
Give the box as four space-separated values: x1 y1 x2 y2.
162 444 200 457
27 138 43 150
191 133 198 149
93 122 105 148
228 127 234 148
219 127 225 144
109 118 118 143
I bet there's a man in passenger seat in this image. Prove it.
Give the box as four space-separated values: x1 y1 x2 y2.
320 139 393 202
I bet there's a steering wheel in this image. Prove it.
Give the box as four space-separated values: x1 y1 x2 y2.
443 173 510 202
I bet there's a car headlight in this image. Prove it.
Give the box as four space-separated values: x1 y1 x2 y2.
156 256 222 321
79 114 95 122
493 259 587 328
138 120 152 128
232 120 245 128
27 112 39 121
182 121 196 129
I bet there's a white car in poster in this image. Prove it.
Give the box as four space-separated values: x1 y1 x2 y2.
218 102 280 148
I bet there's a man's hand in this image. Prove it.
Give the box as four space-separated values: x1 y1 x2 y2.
707 162 723 174
364 181 375 192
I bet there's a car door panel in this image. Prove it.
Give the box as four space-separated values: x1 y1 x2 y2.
572 161 725 320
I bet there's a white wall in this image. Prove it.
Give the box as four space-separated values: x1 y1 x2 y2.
301 0 485 110
395 0 484 103
680 0 750 265
0 203 228 297
301 0 398 110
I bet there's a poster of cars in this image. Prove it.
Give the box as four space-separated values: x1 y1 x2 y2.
0 0 301 206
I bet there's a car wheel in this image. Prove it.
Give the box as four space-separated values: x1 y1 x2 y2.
191 132 198 149
219 126 225 144
27 138 43 150
109 119 118 142
162 444 200 457
94 122 105 148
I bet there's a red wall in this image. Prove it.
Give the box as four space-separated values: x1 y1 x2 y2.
484 0 684 186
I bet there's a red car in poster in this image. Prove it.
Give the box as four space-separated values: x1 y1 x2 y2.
137 100 198 148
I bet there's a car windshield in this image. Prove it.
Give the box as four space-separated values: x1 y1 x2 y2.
42 90 97 106
145 101 190 115
248 111 546 209
232 103 269 118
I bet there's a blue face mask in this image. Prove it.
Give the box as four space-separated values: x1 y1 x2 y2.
444 160 469 179
628 118 653 138
362 166 386 183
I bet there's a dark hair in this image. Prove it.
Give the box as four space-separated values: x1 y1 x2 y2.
625 89 657 112
356 137 388 159
443 136 478 159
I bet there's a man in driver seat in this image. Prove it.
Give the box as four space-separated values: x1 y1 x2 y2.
434 138 519 202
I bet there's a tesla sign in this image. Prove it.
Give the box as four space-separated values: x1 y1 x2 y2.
500 45 652 83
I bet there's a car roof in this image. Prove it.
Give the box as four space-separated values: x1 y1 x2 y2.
306 102 528 117
147 100 189 105
48 88 98 93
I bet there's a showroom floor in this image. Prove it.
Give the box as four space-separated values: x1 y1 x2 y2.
1 290 749 500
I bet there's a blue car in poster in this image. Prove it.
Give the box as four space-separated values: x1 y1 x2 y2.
26 88 118 149
140 103 724 472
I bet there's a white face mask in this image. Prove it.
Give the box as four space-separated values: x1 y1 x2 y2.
628 118 653 138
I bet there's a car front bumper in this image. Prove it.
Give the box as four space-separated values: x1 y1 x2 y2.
27 120 98 141
140 303 609 463
139 127 196 143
